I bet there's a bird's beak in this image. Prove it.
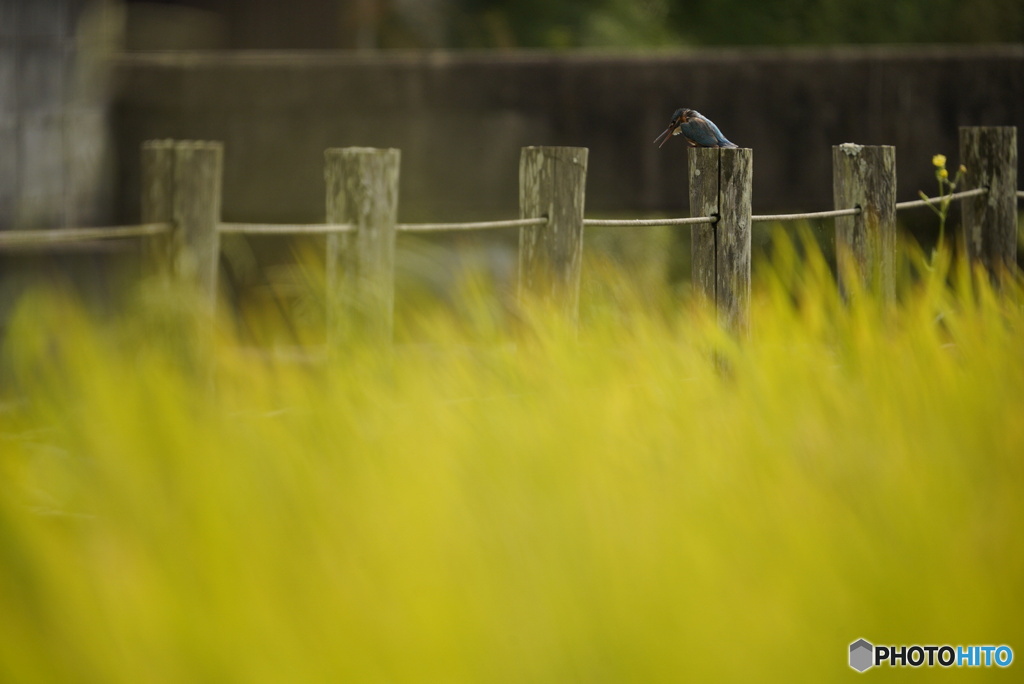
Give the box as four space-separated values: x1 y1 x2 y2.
654 124 676 148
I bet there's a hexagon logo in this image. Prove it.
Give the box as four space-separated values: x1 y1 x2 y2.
850 639 874 672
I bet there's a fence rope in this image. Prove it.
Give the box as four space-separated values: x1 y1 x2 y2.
752 207 861 222
211 186 1003 237
0 223 170 246
219 218 546 235
6 188 1010 248
397 217 546 232
220 222 354 235
895 187 987 210
744 187 990 225
583 216 716 227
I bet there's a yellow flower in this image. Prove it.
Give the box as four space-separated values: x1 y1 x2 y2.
939 168 949 179
932 154 947 168
958 164 967 174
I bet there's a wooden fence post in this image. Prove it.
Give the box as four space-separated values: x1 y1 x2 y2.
688 147 752 335
141 140 174 280
959 126 1018 284
518 146 588 321
832 144 896 301
324 147 400 347
141 140 223 315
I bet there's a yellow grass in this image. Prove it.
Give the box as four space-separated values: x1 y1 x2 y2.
1 232 1022 681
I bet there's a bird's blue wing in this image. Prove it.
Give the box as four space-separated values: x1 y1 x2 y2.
682 117 722 147
684 116 737 148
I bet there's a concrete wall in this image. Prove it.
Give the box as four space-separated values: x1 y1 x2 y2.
112 46 1024 226
0 0 120 230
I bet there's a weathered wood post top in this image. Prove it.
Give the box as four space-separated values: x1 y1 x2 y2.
959 126 1018 284
832 143 896 301
518 146 589 321
688 146 752 336
325 147 401 347
141 139 223 315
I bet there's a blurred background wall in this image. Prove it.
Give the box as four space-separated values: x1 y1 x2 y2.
111 47 1024 226
1 0 1022 319
3 0 1021 227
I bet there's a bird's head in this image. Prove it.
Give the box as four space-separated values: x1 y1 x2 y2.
653 108 693 148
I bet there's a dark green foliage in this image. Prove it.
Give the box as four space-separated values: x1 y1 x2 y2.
446 0 1024 47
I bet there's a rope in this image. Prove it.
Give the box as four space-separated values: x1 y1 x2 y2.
10 185 1007 247
397 217 546 232
747 187 989 224
0 223 170 247
584 216 716 227
752 207 860 222
1017 191 1024 199
220 222 354 235
212 186 1006 236
220 218 545 235
896 187 987 210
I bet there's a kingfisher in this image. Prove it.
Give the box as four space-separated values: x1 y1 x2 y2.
654 108 737 149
